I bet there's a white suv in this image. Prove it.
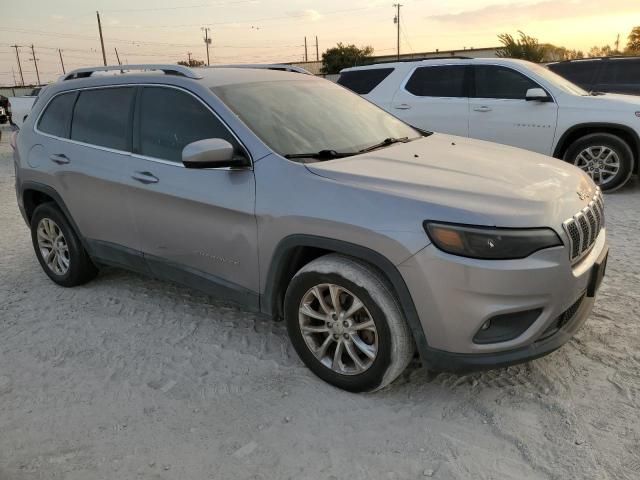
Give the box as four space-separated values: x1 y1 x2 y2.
339 58 640 190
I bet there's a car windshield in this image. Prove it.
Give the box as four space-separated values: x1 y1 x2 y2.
212 79 420 159
527 63 589 95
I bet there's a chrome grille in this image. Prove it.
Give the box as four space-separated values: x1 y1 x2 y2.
563 188 605 262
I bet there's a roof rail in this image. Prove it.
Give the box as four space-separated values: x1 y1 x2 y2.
551 55 640 64
371 56 471 66
63 64 202 81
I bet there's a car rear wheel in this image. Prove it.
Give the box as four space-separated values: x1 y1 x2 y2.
30 203 98 287
564 133 634 191
284 254 414 392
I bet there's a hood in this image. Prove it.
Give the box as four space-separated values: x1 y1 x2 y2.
570 92 640 111
305 134 597 229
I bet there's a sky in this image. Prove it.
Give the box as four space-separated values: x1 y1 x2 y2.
1 0 639 84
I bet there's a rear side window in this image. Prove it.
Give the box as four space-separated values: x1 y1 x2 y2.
71 87 135 151
404 66 466 97
601 59 640 84
337 68 394 94
548 61 599 86
137 86 239 162
38 92 76 138
473 66 539 100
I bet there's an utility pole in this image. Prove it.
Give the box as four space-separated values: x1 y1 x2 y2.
615 33 620 52
114 47 122 65
304 36 308 62
12 45 25 86
187 52 192 65
30 44 41 85
96 11 107 66
202 27 211 66
315 36 319 61
58 49 66 74
393 3 403 61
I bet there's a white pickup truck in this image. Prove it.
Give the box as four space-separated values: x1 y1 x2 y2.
9 87 43 129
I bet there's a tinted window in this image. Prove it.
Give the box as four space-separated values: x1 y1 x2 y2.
601 59 640 84
405 66 466 97
71 88 135 151
548 61 599 86
138 87 239 162
38 92 76 138
474 66 539 99
338 68 394 94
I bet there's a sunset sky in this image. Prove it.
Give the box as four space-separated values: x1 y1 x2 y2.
1 0 639 84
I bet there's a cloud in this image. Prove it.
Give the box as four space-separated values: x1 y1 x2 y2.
427 0 639 25
288 9 324 22
51 14 64 21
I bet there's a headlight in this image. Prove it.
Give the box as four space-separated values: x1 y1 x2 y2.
424 222 562 260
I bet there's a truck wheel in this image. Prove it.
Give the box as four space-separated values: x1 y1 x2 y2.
564 133 634 191
30 203 98 287
284 254 415 392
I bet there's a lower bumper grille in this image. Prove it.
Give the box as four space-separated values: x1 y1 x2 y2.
538 293 586 342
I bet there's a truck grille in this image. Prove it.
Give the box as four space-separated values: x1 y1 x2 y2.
562 188 604 262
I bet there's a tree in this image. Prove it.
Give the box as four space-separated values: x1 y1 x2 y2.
627 26 640 53
496 31 545 62
588 45 622 58
543 44 584 62
178 58 205 67
321 43 374 74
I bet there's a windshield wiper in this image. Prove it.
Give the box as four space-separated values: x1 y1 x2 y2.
588 91 606 96
284 150 357 160
358 136 410 154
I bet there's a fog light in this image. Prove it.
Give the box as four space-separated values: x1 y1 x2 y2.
473 309 542 344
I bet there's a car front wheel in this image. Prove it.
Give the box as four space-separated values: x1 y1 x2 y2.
284 254 415 392
564 133 634 191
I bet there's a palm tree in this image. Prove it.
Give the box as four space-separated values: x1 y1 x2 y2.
496 31 545 63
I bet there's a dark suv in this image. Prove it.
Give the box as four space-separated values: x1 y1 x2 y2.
548 57 640 95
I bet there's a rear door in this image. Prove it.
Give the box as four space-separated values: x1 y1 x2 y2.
468 65 558 155
123 85 259 304
596 59 640 95
390 64 470 136
35 87 140 258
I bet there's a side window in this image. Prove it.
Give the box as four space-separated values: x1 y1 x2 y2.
405 66 466 97
38 92 76 138
137 86 239 163
601 59 640 84
548 62 599 86
337 68 395 94
474 66 540 100
71 87 135 151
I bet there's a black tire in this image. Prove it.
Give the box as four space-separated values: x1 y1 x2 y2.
30 203 98 287
284 254 414 392
563 133 634 191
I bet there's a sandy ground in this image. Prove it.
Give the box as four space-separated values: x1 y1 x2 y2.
0 123 639 480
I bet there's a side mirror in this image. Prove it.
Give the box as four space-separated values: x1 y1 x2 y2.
182 138 249 169
525 88 551 102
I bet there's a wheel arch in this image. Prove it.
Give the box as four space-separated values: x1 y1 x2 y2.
20 181 90 251
261 234 430 362
553 123 640 173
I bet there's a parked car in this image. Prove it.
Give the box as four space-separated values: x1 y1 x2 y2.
548 56 640 96
0 95 9 124
338 58 640 191
9 87 43 129
14 64 608 392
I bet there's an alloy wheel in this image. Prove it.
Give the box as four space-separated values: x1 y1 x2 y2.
298 283 378 375
36 218 70 275
574 146 620 187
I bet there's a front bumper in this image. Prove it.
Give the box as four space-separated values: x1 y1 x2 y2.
398 228 608 369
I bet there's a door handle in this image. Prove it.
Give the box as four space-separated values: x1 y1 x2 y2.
131 171 159 184
473 106 492 112
394 104 412 110
49 153 70 165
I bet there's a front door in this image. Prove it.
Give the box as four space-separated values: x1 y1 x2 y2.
390 64 469 137
123 85 259 307
468 65 559 155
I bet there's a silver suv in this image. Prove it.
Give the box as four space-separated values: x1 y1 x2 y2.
13 64 609 392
